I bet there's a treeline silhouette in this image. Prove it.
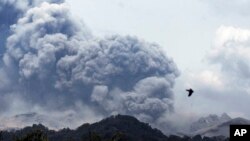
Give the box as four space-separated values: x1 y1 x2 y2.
0 115 229 141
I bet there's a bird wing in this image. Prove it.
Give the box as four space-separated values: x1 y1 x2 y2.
188 93 192 97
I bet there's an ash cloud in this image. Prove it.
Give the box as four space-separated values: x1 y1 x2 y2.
0 1 179 128
0 0 64 52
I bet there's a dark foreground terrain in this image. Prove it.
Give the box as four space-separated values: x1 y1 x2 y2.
0 115 229 141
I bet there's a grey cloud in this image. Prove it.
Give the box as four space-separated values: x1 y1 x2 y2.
0 1 179 128
0 0 64 54
186 26 250 118
91 85 109 102
208 26 250 81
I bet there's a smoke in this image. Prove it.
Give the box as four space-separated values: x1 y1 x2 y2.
0 1 179 128
0 0 64 52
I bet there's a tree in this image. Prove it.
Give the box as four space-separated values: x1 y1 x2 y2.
90 131 101 141
111 131 126 141
0 131 3 141
16 130 48 141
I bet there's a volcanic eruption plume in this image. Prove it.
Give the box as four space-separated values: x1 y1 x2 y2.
0 0 179 128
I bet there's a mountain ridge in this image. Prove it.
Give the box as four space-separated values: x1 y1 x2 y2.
190 113 231 132
192 116 250 137
0 114 230 141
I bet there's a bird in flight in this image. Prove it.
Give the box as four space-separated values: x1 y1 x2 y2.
186 88 194 97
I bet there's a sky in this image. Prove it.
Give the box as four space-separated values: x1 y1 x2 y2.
1 0 250 132
65 0 250 118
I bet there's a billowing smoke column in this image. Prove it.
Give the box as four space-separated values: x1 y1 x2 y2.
0 1 179 126
0 0 64 52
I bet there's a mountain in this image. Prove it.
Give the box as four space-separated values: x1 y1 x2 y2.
0 114 229 141
0 112 52 130
0 112 80 130
1 115 167 141
193 117 250 137
190 113 231 132
72 114 168 141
